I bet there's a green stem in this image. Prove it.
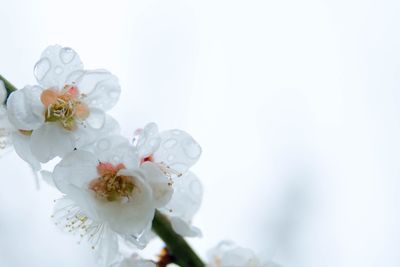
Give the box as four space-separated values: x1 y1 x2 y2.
152 210 205 267
0 74 17 102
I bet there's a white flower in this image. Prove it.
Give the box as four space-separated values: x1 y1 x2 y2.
207 241 281 267
133 122 202 176
7 45 121 163
51 135 173 266
132 123 203 238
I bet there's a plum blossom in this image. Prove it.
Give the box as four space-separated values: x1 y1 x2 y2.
207 241 281 267
133 122 202 177
51 135 173 266
7 45 121 163
132 123 203 238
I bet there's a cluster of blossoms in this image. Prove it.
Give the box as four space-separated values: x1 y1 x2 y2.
0 45 281 267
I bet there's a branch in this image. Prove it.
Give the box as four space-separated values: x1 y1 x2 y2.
152 211 205 267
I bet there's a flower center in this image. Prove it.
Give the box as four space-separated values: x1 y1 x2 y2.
89 162 135 202
41 85 89 131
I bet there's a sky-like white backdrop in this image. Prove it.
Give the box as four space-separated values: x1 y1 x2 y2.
1 0 400 266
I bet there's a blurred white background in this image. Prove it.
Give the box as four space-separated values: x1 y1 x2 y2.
1 0 400 266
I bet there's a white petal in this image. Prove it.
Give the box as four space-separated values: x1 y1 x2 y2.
164 172 203 221
170 216 202 237
74 114 120 148
89 134 130 155
11 131 41 170
30 124 75 163
153 129 201 174
85 108 105 129
34 45 83 88
141 162 173 208
122 223 155 250
40 170 55 187
95 225 121 267
52 197 117 262
53 150 98 194
134 123 161 158
99 169 155 235
68 70 121 111
7 86 44 130
95 137 140 170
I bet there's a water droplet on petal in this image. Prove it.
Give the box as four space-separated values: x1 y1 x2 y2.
163 138 177 149
54 66 63 75
86 109 105 129
59 47 76 64
182 138 201 159
167 154 175 161
34 58 51 81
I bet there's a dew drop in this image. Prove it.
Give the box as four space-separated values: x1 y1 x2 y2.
59 47 76 64
86 109 105 129
163 138 177 149
54 66 63 75
34 58 51 81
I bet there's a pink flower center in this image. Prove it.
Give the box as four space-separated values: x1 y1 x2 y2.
89 162 135 202
41 85 89 131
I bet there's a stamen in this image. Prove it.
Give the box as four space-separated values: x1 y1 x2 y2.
89 162 136 202
52 198 106 251
41 85 89 131
158 161 182 180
